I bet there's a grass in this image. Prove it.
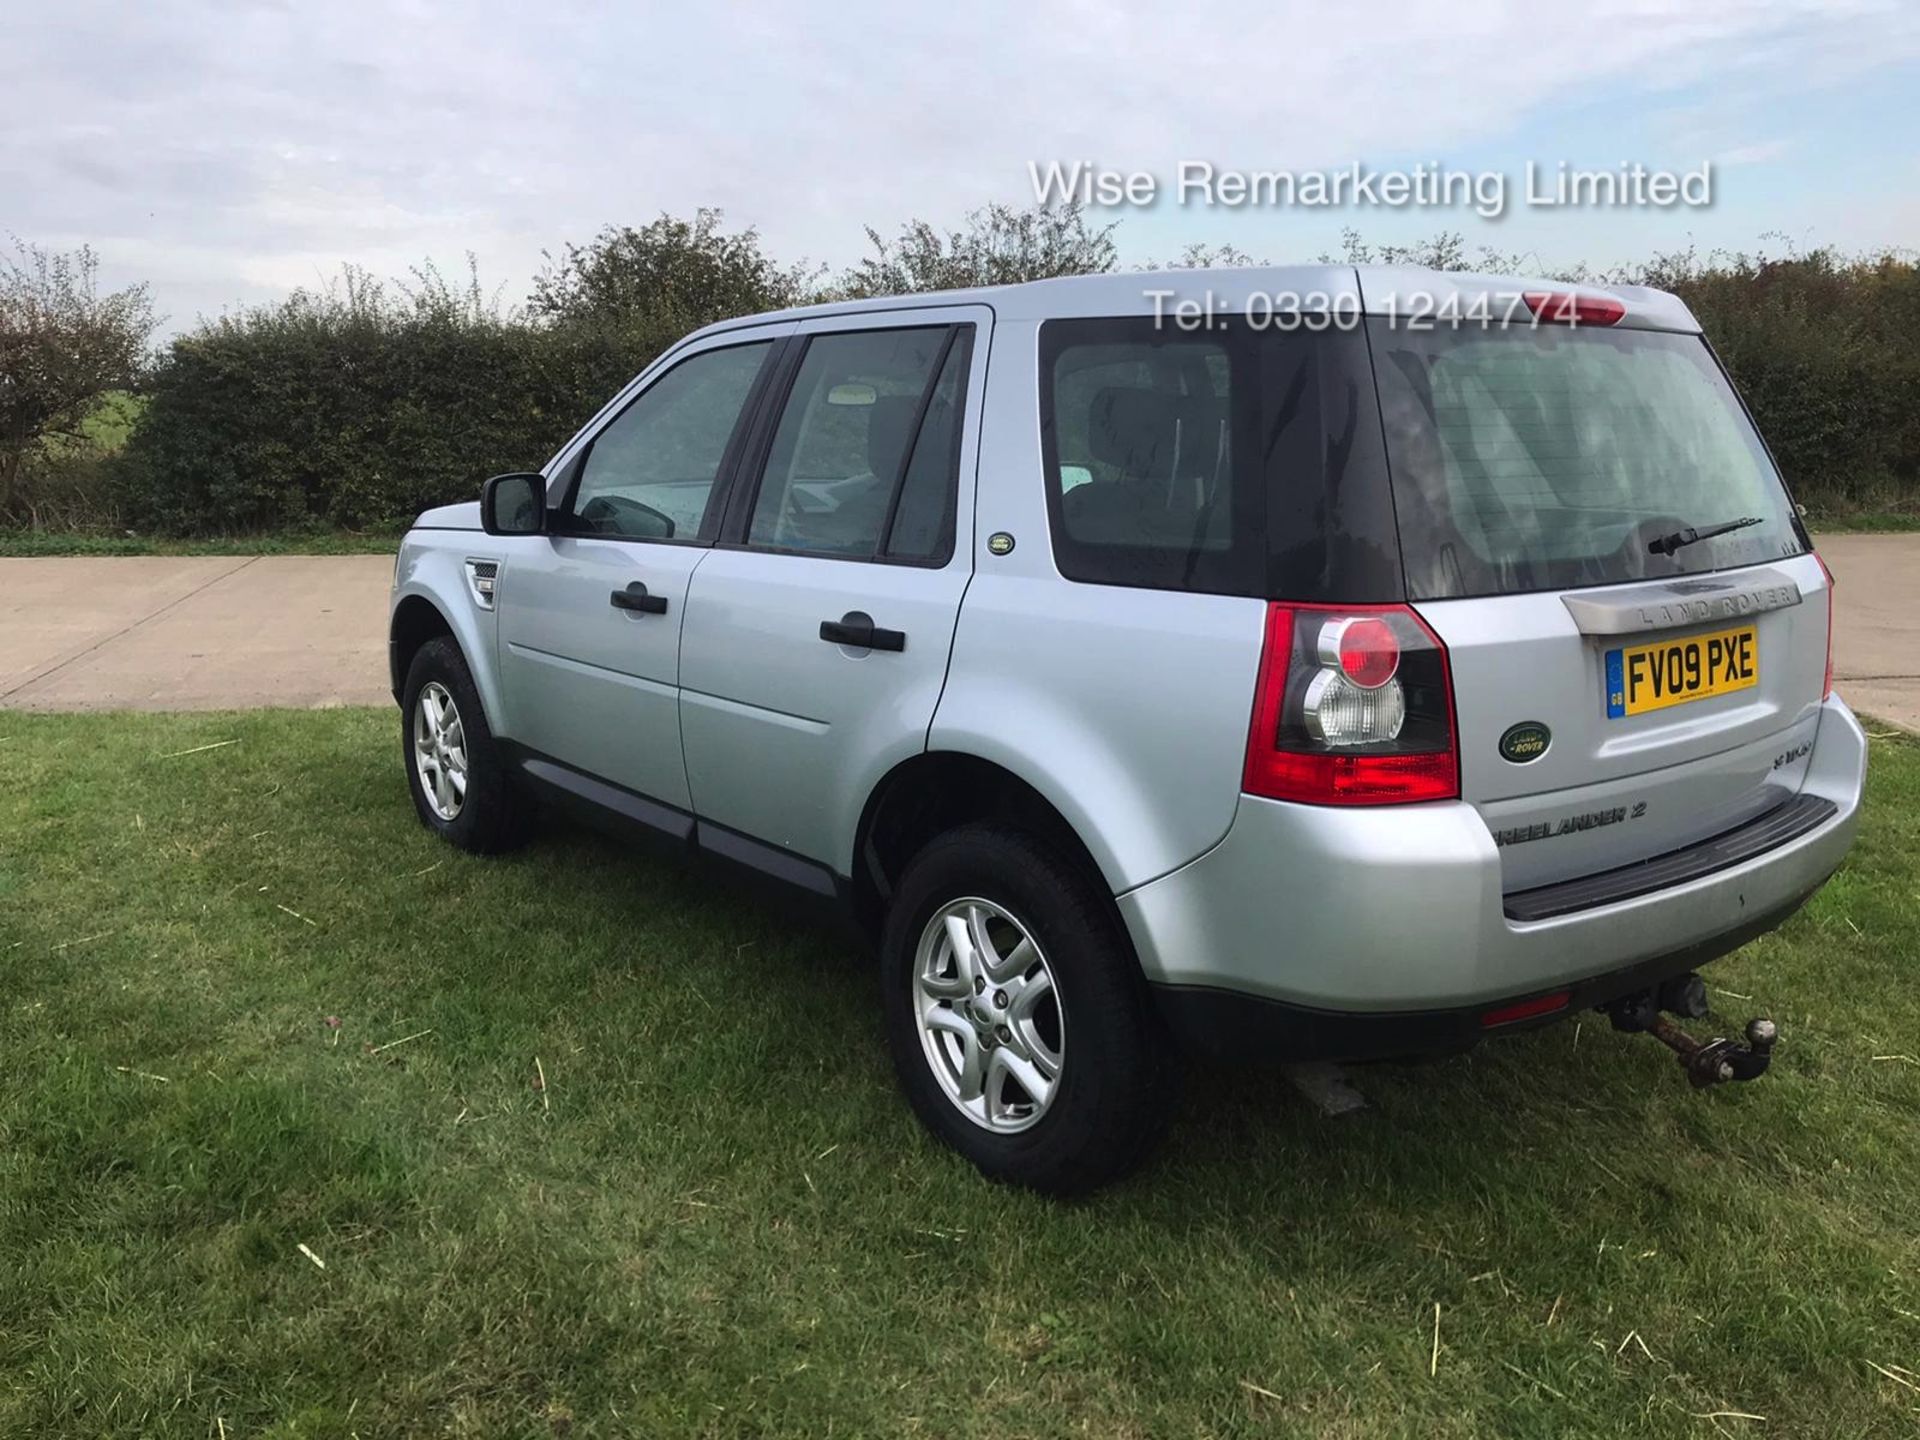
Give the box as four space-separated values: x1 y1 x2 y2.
0 527 404 558
2 711 1918 1438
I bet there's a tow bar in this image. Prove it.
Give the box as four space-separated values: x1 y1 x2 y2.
1607 971 1778 1089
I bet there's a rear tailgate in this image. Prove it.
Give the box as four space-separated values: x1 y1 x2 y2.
1358 278 1825 894
1418 554 1830 891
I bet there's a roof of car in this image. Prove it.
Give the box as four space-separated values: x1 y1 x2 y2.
684 265 1701 340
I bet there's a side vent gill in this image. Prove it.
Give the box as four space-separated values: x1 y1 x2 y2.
464 559 500 610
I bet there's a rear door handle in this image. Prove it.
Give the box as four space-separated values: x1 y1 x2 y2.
610 581 669 615
819 610 905 652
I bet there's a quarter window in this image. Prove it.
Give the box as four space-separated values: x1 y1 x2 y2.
570 340 772 541
1037 316 1405 600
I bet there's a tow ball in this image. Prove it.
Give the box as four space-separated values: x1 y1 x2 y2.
1607 972 1778 1089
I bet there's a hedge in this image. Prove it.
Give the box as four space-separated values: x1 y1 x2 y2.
114 243 1919 535
117 279 676 533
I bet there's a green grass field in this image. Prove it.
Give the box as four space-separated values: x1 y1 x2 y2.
2 711 1917 1438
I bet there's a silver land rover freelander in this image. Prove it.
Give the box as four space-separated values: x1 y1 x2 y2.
389 266 1864 1193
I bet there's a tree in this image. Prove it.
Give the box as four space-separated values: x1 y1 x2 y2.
0 241 155 513
1316 227 1591 281
528 210 817 332
1152 241 1267 270
840 201 1118 298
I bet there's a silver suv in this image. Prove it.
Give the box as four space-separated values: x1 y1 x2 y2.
390 267 1865 1192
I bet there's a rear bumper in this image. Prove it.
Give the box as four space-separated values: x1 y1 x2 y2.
1120 696 1866 1047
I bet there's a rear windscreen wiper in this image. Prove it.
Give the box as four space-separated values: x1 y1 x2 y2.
1648 515 1764 557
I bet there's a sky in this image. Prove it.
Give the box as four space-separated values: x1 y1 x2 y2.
4 0 1918 334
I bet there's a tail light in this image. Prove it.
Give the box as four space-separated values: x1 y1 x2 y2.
1522 291 1626 326
1243 603 1459 805
1816 553 1835 699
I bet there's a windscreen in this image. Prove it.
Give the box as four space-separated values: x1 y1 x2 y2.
1368 319 1807 600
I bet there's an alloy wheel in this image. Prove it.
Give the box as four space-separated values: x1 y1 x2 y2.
913 897 1065 1132
412 680 468 822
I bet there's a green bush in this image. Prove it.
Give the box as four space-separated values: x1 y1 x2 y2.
119 268 669 535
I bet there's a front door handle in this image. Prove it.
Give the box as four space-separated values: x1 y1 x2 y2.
819 610 905 652
610 581 669 615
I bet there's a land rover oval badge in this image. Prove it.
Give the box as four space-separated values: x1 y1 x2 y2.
1499 721 1551 764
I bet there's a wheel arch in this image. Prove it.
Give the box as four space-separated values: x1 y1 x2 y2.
389 593 455 700
850 750 1123 944
388 559 508 735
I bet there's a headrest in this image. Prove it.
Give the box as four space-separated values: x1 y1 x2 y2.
1085 388 1215 477
866 393 922 479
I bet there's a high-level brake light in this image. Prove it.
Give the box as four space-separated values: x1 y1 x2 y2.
1522 291 1626 326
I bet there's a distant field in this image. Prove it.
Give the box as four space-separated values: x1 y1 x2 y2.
3 709 1917 1437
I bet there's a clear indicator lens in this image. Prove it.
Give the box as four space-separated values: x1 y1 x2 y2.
1303 668 1406 745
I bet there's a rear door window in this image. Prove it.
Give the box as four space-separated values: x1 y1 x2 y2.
1368 319 1806 599
745 325 970 562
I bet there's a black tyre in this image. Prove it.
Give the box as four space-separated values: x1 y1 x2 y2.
401 637 530 854
880 823 1176 1194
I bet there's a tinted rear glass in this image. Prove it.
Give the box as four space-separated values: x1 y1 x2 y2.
1368 319 1806 600
1038 318 1402 601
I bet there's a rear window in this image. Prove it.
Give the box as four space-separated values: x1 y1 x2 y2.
1038 317 1402 600
1369 319 1807 600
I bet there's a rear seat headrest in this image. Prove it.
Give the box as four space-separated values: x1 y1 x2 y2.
1086 388 1216 477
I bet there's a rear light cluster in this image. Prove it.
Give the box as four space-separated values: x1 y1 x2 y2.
1243 603 1459 805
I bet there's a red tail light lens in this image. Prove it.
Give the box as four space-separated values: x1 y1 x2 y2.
1328 615 1400 688
1243 603 1459 806
1816 553 1835 699
1522 291 1626 326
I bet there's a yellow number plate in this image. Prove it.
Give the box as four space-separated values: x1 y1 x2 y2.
1605 625 1758 718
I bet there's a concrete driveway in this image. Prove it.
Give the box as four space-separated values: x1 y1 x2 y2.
0 554 395 711
1818 534 1920 733
0 540 1914 726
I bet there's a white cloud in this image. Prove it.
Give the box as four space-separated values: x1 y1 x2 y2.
2 0 1915 330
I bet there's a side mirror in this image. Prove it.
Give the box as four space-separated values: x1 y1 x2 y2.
481 472 547 536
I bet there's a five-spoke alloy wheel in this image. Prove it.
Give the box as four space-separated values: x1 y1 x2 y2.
412 680 468 821
914 897 1065 1132
401 636 529 854
882 823 1176 1194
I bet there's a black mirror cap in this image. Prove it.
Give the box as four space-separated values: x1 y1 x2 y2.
480 472 547 536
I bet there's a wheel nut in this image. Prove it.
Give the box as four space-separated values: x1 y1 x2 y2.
992 989 1008 1009
996 1024 1011 1042
974 976 985 994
